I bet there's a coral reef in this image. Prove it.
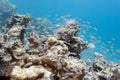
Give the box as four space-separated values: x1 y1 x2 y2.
0 14 119 80
55 19 88 58
0 14 31 78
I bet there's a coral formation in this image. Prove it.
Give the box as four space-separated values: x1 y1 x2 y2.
0 14 119 80
55 19 88 58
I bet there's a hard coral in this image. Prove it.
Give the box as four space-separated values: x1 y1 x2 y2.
11 66 51 80
55 19 88 58
0 14 119 80
0 14 31 78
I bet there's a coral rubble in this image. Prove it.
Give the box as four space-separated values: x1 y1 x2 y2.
0 14 119 80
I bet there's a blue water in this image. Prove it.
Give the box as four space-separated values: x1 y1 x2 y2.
9 0 120 62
